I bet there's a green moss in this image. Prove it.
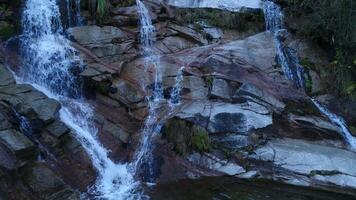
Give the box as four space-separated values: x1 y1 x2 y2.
175 8 264 32
115 0 135 7
308 170 341 177
162 118 212 155
0 21 15 39
350 126 356 135
162 118 192 155
191 126 212 153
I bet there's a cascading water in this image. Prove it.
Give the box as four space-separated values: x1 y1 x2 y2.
19 0 138 199
263 0 356 151
312 99 356 150
262 0 304 89
66 0 83 27
133 0 164 183
169 66 185 107
133 0 185 183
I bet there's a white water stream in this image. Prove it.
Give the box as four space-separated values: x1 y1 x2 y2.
20 0 138 199
263 0 356 151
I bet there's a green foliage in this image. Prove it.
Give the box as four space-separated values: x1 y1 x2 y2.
175 8 264 31
0 21 15 38
116 0 136 7
191 127 212 152
97 0 107 18
283 0 356 98
0 4 15 39
87 0 110 23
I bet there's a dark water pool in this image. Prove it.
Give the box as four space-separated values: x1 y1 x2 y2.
149 177 356 200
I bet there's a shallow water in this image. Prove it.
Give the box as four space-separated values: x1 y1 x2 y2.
149 177 355 200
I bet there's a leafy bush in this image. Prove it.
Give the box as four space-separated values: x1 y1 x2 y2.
283 0 356 98
191 127 212 152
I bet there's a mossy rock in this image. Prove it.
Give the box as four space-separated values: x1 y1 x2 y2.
162 118 212 155
0 21 15 39
174 7 265 32
191 126 212 152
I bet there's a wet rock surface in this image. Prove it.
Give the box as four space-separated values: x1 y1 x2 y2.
0 65 95 199
2 0 356 198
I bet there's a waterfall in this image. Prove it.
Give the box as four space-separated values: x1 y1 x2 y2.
262 1 304 89
66 0 83 27
19 0 138 199
133 0 164 183
312 99 356 151
263 0 356 151
169 66 185 107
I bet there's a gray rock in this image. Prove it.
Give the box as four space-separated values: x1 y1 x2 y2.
309 70 324 94
214 32 276 74
103 120 129 143
67 26 127 45
252 138 356 189
0 129 36 160
21 163 79 199
29 98 61 123
288 114 341 135
0 111 12 131
168 23 208 45
160 36 196 53
210 78 230 99
234 83 285 112
177 101 272 133
166 0 262 13
188 152 245 175
46 120 69 138
203 27 223 40
109 79 145 104
0 65 15 86
80 67 101 77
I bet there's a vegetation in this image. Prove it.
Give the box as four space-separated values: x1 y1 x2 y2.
175 8 264 32
0 4 16 39
87 0 110 23
162 118 212 155
283 0 356 99
191 126 212 153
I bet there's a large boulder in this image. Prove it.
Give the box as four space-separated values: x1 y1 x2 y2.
0 129 36 162
67 26 128 45
177 101 272 134
20 163 79 200
251 138 356 189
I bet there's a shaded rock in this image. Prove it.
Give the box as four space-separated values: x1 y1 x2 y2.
210 78 230 99
213 32 276 74
234 83 285 112
0 65 15 86
20 163 79 200
252 138 356 189
102 120 129 143
112 15 137 26
29 98 61 124
0 129 36 161
203 27 223 40
188 153 246 175
109 79 145 105
67 26 127 45
166 0 262 13
160 36 197 53
288 114 341 137
177 101 272 134
45 120 69 138
168 23 208 45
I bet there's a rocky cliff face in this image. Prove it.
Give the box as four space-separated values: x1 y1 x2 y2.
1 0 355 198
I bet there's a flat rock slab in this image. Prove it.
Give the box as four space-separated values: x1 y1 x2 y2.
166 0 262 12
0 129 35 159
252 138 356 189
